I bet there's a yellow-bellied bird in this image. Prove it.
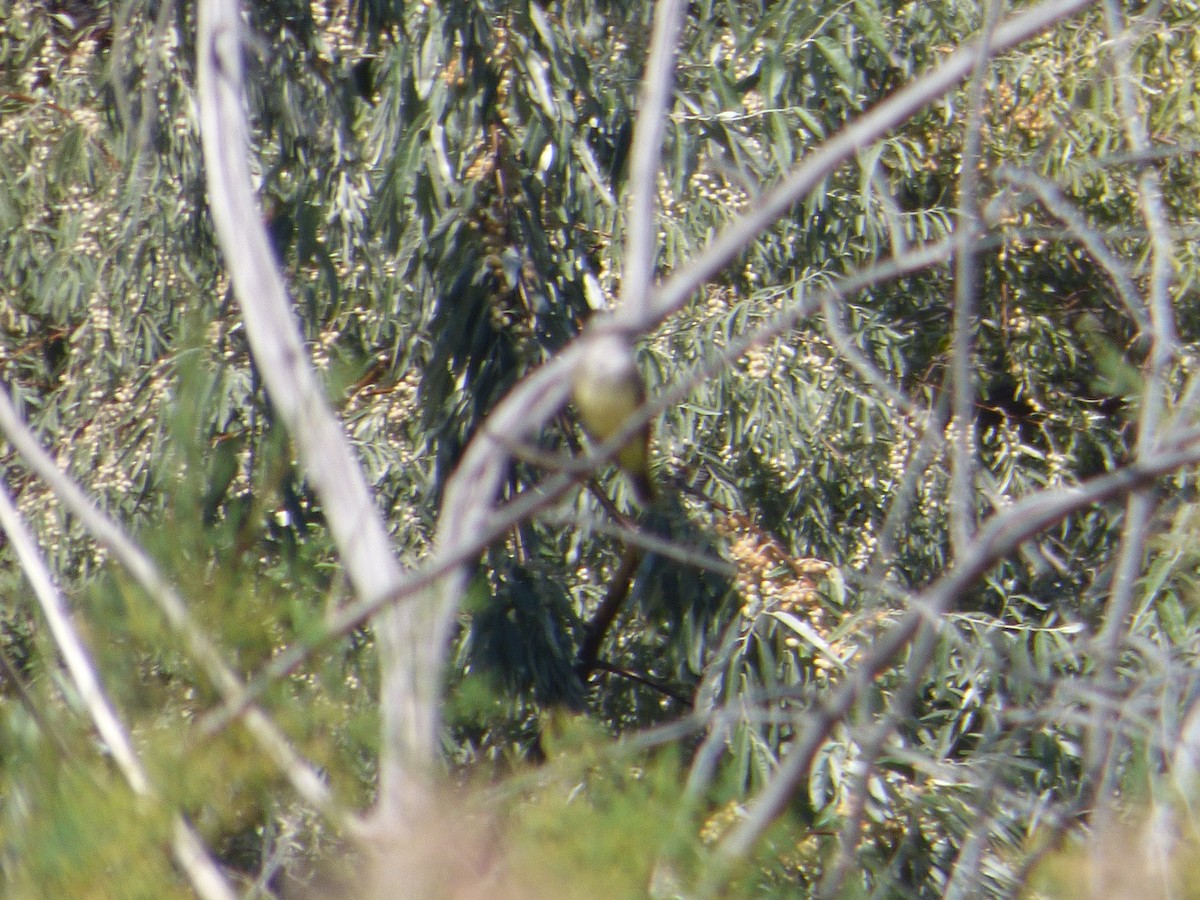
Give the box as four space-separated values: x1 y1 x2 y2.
571 334 654 503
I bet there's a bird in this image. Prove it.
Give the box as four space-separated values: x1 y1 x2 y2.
571 333 654 503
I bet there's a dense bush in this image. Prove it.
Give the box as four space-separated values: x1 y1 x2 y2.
2 0 1200 896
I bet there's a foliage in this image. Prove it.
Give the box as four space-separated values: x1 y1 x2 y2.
2 0 1200 896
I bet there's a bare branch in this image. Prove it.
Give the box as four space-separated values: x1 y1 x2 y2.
1084 5 1180 841
0 480 236 900
195 0 429 821
646 0 1097 326
0 482 149 795
704 436 1200 891
0 387 339 819
617 0 686 324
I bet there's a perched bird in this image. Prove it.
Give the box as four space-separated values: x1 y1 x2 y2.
571 333 654 503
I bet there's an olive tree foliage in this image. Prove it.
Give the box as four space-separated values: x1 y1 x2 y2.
3 0 1200 895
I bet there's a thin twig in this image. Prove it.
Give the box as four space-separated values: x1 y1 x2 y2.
816 620 939 897
993 166 1150 333
576 546 643 679
0 637 73 758
948 0 1001 555
589 659 693 707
